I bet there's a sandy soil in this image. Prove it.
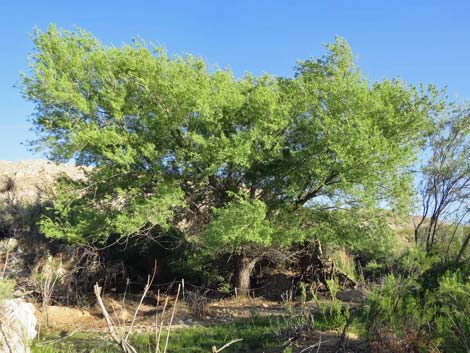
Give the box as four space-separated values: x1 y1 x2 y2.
36 296 365 353
37 296 291 332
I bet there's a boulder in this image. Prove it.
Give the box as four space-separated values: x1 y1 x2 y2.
336 287 368 303
0 299 37 353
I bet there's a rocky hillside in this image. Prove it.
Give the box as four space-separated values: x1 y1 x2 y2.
0 160 85 204
0 160 91 298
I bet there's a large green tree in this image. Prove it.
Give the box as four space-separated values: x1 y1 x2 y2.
22 25 442 293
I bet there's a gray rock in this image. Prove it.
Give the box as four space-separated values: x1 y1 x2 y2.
0 299 37 353
336 288 368 303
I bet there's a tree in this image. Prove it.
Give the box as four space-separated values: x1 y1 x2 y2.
203 196 276 294
22 25 442 293
415 105 470 263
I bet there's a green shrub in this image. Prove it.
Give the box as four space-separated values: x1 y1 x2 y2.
434 271 470 352
322 277 351 331
364 261 470 353
0 277 15 300
330 247 357 281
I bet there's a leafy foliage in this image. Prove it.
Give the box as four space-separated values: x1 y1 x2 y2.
435 272 470 352
0 277 15 300
203 196 273 251
19 25 448 301
365 249 470 353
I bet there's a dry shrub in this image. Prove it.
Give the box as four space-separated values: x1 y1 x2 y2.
272 310 316 344
1 176 15 193
184 288 210 319
370 328 438 353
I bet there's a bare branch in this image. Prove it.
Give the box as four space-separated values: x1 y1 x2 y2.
211 339 243 353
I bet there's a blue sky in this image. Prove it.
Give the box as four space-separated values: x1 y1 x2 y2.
1 0 469 161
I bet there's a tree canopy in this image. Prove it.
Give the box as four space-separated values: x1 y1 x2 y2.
22 26 444 290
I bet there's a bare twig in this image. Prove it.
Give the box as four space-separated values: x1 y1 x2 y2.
0 322 13 353
94 284 124 346
211 339 243 353
1 239 11 280
298 337 329 353
93 262 185 353
156 296 169 353
35 328 80 346
163 284 180 353
93 260 158 353
125 261 157 340
154 290 160 353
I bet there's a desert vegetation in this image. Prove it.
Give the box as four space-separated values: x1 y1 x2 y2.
0 25 469 352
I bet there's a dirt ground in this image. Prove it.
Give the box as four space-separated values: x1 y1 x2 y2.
37 292 363 330
37 296 291 332
35 295 365 353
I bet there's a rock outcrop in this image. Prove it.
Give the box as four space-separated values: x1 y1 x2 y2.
0 160 85 204
0 299 37 353
0 160 86 295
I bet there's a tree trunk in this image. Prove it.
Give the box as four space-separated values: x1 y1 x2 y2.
456 232 470 265
233 254 258 297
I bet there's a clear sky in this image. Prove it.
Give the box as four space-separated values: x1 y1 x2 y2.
1 0 469 161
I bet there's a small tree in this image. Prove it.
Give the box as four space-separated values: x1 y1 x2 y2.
415 105 470 263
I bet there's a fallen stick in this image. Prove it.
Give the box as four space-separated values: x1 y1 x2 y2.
211 338 243 353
